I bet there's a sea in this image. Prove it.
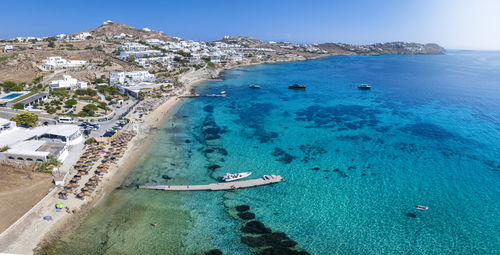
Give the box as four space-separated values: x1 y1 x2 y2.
44 51 500 255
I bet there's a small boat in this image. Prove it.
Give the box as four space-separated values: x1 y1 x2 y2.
249 84 261 89
416 205 429 210
288 84 306 90
357 84 371 90
221 172 252 182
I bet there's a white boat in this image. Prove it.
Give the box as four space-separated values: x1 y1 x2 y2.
249 84 261 89
221 172 252 182
416 205 429 210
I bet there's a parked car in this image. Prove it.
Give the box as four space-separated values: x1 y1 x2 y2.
103 131 115 137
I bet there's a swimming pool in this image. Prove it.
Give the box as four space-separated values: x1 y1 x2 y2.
1 93 23 100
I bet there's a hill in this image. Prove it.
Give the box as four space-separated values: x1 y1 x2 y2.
79 21 175 41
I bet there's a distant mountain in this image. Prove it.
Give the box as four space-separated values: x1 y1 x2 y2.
80 21 175 41
317 42 445 55
215 35 444 55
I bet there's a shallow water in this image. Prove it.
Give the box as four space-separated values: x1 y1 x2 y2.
46 51 500 255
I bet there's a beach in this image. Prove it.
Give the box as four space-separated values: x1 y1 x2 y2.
0 65 224 254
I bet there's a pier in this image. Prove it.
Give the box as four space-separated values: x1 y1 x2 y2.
179 93 227 98
139 175 284 191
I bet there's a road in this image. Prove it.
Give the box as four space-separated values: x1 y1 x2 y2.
81 98 139 137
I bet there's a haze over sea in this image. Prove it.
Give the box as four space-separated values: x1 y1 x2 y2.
47 51 500 255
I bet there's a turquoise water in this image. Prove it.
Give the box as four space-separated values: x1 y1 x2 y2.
47 51 500 254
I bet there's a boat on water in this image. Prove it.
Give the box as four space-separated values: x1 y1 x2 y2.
221 172 252 182
249 84 261 89
357 83 371 90
288 84 306 90
416 205 429 210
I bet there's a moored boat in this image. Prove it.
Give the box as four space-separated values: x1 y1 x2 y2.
357 83 371 90
416 205 429 210
288 84 306 90
221 172 252 182
249 84 261 89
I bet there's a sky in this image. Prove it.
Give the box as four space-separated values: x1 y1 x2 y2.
1 0 499 50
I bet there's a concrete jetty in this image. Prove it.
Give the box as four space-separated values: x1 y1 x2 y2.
179 93 226 98
139 175 284 191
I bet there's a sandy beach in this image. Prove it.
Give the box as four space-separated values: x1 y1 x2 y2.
0 64 222 254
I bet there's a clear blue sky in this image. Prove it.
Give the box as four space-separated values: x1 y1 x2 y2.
1 0 499 50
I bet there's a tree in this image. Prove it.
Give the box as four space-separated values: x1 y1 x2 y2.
81 103 98 116
0 146 10 152
48 41 55 48
65 99 77 107
85 137 96 145
138 91 145 100
13 103 25 110
1 81 23 92
201 56 211 62
10 112 39 127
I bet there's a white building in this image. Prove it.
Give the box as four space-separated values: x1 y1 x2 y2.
3 45 13 52
43 56 87 70
50 75 87 90
0 119 83 162
118 42 149 51
72 32 91 41
145 39 164 46
119 50 162 60
109 71 156 84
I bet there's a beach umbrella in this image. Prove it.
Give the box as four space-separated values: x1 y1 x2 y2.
55 203 65 209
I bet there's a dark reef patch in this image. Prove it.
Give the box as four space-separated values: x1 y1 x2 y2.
241 221 272 234
207 164 221 170
271 147 297 164
337 134 372 142
406 212 417 218
400 122 457 140
238 211 256 220
294 104 381 129
253 129 280 143
236 205 250 212
205 249 223 255
393 142 418 153
203 105 214 113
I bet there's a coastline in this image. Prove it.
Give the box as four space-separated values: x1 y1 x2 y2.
0 56 328 254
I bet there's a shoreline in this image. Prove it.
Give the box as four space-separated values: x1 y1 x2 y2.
0 56 322 254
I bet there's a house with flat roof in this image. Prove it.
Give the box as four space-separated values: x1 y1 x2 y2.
49 75 87 90
0 119 82 162
43 56 87 70
110 71 156 84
